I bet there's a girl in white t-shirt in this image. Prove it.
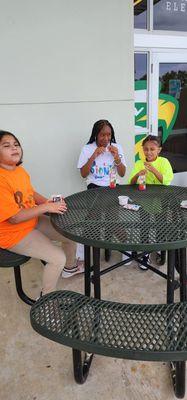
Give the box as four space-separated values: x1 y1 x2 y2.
77 119 127 261
77 119 126 188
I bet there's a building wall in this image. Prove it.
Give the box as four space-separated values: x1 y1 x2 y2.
0 0 134 196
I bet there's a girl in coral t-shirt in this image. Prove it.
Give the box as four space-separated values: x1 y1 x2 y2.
0 130 83 296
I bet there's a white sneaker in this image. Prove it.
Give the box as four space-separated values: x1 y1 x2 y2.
62 259 84 278
138 263 148 271
122 252 132 265
138 254 149 271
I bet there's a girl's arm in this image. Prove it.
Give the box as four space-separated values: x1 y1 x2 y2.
80 147 105 178
114 161 126 177
8 201 67 224
144 163 163 183
33 191 48 205
108 145 126 177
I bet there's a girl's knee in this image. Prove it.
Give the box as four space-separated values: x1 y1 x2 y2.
44 247 66 267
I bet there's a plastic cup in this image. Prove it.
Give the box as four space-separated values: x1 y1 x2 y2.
118 196 129 206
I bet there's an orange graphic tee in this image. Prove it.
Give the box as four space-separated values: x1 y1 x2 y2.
0 166 38 248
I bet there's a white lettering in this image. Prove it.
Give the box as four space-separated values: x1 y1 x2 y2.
181 3 186 12
173 2 179 11
166 1 186 12
166 1 172 10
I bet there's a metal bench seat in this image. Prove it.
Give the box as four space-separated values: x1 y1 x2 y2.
30 290 187 361
30 290 187 397
0 248 34 305
0 248 30 267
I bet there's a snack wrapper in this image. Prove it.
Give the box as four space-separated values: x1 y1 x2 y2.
123 204 140 211
180 200 187 209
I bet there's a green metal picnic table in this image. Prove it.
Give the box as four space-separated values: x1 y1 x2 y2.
31 185 187 397
51 185 187 300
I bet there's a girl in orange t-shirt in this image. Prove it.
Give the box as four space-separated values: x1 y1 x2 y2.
0 130 83 296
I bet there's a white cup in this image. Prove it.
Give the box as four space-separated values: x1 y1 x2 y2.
118 196 129 206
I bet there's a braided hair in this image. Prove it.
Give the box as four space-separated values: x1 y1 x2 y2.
87 120 116 144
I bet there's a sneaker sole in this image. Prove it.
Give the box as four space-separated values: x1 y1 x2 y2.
62 269 84 278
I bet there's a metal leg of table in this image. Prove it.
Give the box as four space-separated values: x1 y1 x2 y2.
105 249 111 262
73 246 94 384
84 245 91 297
167 250 175 304
175 249 180 274
170 248 186 399
73 245 99 384
93 247 101 300
179 248 187 302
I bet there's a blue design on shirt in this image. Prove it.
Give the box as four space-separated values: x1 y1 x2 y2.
90 161 112 179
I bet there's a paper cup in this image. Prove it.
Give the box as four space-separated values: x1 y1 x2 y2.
118 196 129 206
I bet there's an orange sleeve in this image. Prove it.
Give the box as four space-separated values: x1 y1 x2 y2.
0 178 20 223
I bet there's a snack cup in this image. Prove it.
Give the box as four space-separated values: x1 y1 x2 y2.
118 196 129 206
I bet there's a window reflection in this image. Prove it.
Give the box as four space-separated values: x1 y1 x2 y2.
135 53 147 81
153 0 187 32
134 53 148 161
159 63 187 173
134 0 147 29
134 0 187 32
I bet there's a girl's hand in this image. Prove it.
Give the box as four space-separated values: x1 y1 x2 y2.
137 169 147 176
144 162 156 174
45 200 67 214
144 162 163 183
108 145 119 159
93 146 106 158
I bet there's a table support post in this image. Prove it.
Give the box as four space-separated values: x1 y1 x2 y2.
171 248 186 399
167 250 175 304
84 245 91 297
93 247 101 299
179 248 187 302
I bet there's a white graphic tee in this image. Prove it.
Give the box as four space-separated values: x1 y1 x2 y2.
77 142 126 186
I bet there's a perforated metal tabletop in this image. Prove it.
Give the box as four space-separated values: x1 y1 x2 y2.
51 185 187 252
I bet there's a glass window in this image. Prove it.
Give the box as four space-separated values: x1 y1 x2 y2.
135 53 148 81
134 0 147 29
158 63 187 172
153 0 187 32
134 53 148 161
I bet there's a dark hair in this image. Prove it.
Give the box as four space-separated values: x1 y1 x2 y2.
0 130 23 165
142 134 161 147
87 119 116 144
